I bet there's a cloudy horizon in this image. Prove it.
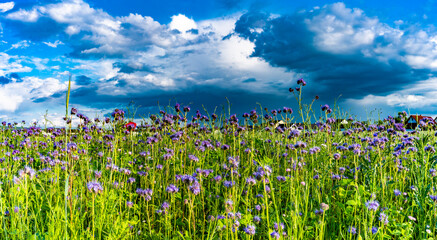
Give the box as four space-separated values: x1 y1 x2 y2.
1 0 437 125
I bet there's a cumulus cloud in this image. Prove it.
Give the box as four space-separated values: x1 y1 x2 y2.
6 7 42 22
0 76 66 112
234 2 437 105
0 2 14 13
0 53 32 76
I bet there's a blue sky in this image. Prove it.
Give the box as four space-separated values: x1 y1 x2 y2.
1 0 437 125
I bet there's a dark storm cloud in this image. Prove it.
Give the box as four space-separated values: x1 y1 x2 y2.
112 62 155 74
58 83 294 117
242 78 256 83
234 10 434 101
75 75 92 85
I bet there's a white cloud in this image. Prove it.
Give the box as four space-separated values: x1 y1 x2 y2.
169 14 198 39
0 2 14 13
9 40 31 49
0 53 32 75
0 76 66 112
346 77 437 110
6 7 42 22
30 58 49 71
305 3 383 54
43 40 64 48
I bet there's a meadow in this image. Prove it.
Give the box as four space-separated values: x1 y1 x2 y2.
0 79 436 240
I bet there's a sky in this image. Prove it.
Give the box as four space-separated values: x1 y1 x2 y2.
1 0 437 125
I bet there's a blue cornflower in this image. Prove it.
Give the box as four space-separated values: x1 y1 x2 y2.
348 226 357 235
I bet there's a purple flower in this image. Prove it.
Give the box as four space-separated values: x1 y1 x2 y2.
166 184 179 193
175 103 181 112
223 181 235 188
253 215 261 223
270 231 280 239
274 222 285 231
161 201 170 210
18 166 36 180
189 181 201 195
244 225 256 235
365 200 379 211
87 180 103 194
136 188 153 201
127 177 136 184
246 176 256 185
394 189 401 196
348 226 357 235
371 226 378 234
297 78 306 86
126 201 134 208
188 154 199 162
276 176 286 182
425 145 435 153
221 144 230 150
225 199 233 209
379 212 389 225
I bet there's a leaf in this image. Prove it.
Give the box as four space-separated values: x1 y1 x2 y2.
346 200 357 206
176 231 186 240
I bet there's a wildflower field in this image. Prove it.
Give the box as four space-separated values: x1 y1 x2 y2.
1 80 437 240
